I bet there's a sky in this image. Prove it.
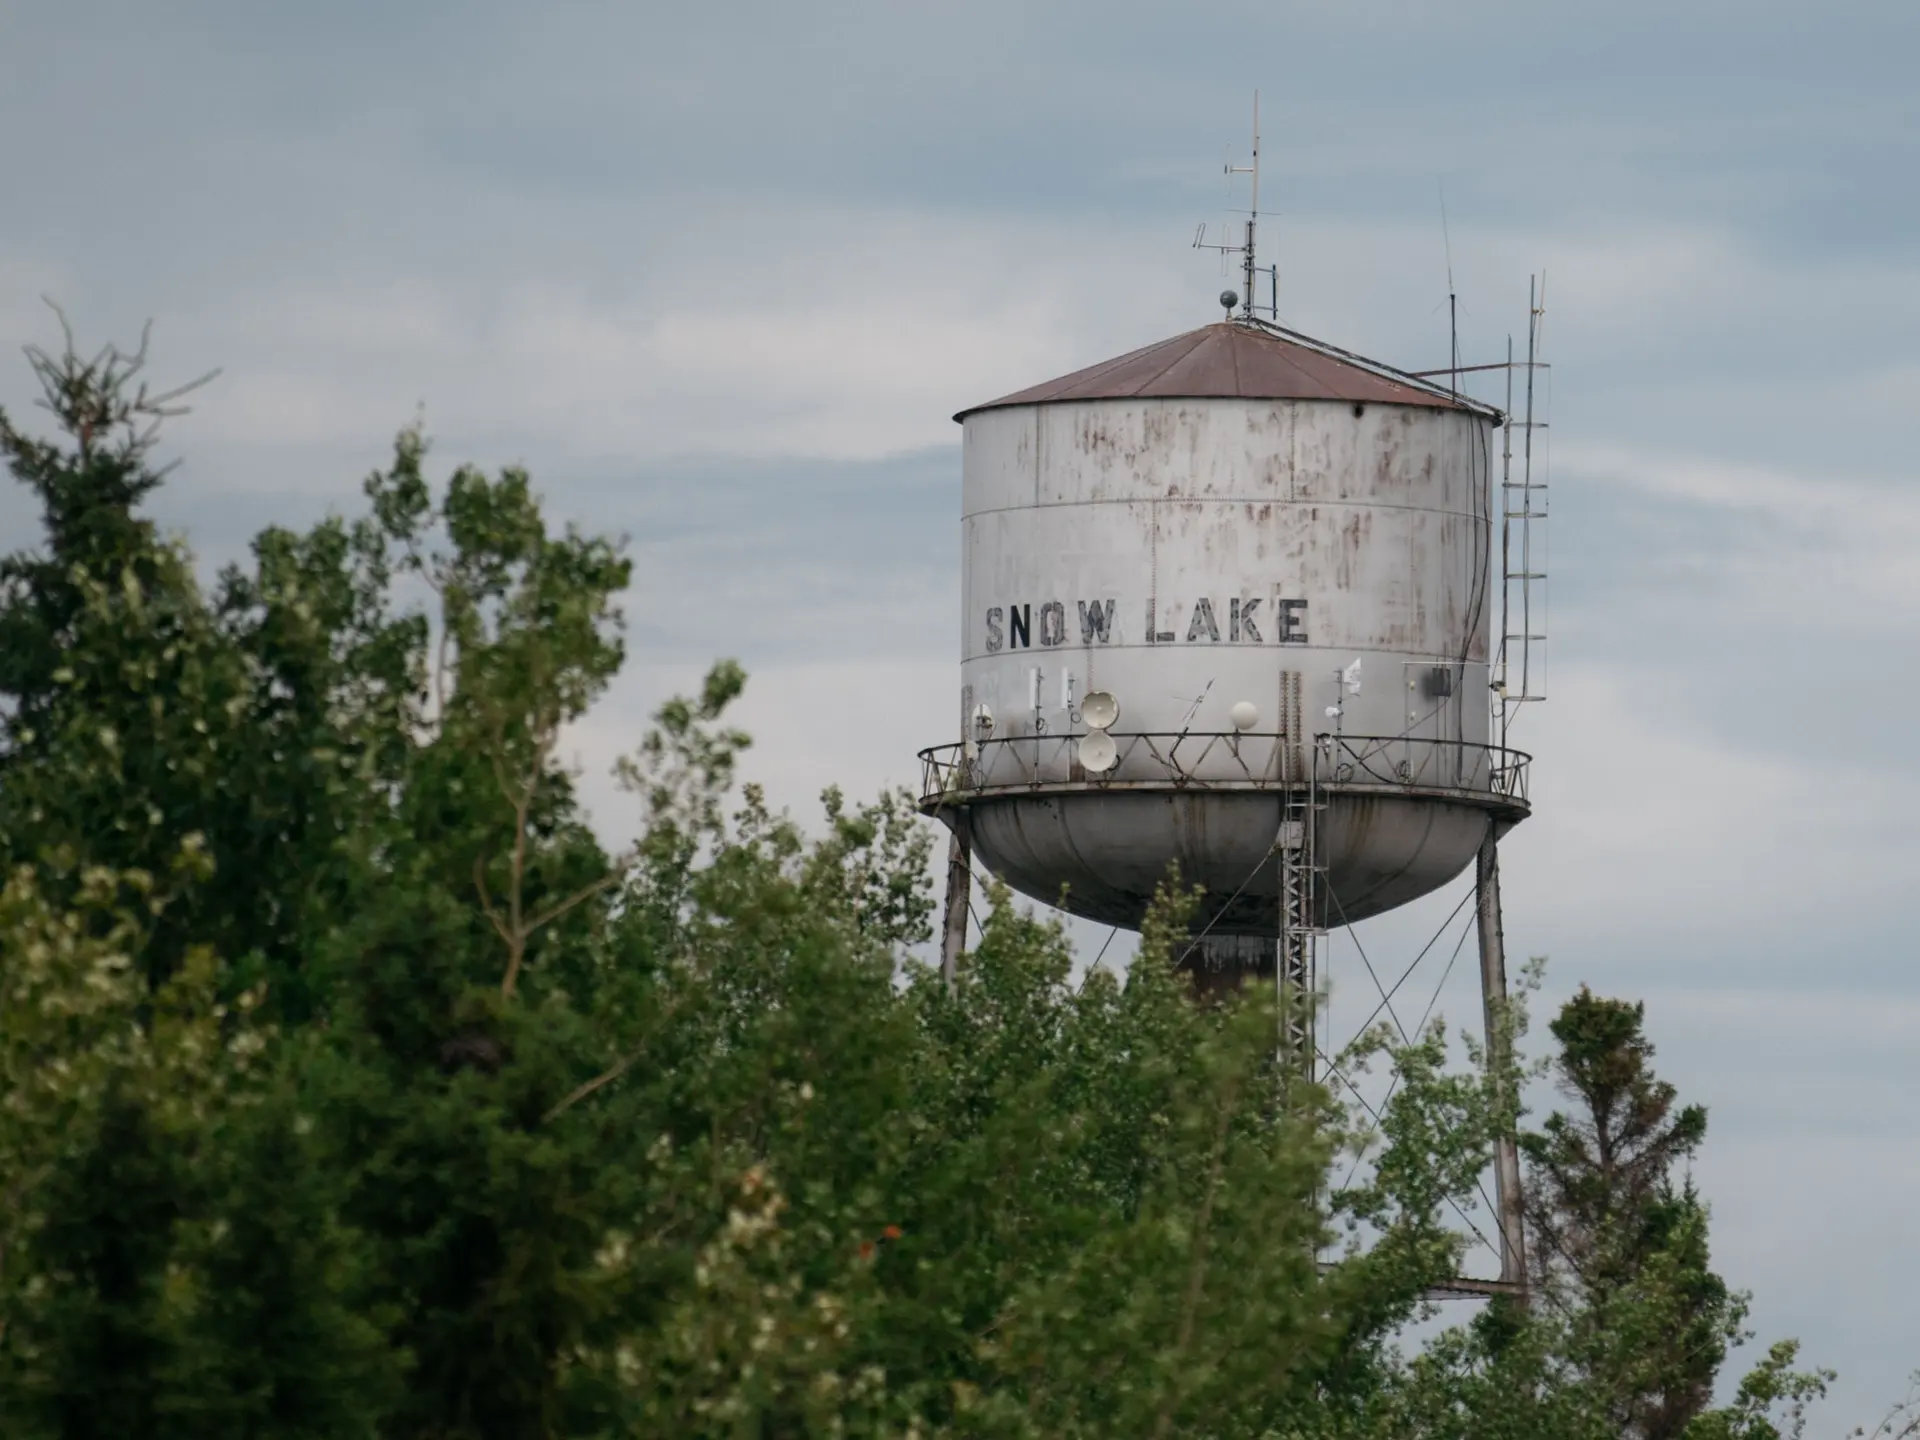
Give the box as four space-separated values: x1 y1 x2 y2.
3 0 1918 1424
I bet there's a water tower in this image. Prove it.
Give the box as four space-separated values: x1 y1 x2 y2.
916 114 1549 1296
936 315 1520 924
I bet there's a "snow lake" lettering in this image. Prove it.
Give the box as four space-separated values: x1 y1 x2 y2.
982 597 1309 652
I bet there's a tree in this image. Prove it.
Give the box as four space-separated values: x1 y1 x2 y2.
1525 988 1707 1291
0 311 417 1020
0 315 1834 1439
1522 987 1780 1440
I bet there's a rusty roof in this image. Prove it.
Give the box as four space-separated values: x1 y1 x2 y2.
954 320 1495 421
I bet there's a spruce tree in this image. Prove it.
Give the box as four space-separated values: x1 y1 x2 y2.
1523 986 1731 1439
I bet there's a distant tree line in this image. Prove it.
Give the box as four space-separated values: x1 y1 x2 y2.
0 317 1885 1437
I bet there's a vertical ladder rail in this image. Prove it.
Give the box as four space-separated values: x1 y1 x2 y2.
1498 275 1550 748
1279 740 1325 1080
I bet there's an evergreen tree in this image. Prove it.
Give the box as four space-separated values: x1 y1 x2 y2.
1523 987 1741 1439
0 312 412 1016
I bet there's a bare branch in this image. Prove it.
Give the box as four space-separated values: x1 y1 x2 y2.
543 1046 643 1123
501 784 531 1000
486 716 515 808
541 977 684 1124
433 619 450 720
141 369 223 411
1858 1379 1920 1440
20 304 219 459
40 295 75 358
521 869 622 937
472 854 512 946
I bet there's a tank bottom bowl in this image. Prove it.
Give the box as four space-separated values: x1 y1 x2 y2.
950 787 1525 934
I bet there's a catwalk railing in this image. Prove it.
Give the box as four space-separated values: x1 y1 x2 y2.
917 732 1531 808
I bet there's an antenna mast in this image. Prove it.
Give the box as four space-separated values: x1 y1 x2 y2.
1229 93 1259 319
1441 187 1459 393
1194 92 1270 320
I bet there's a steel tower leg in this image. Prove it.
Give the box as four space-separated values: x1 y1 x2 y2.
939 815 972 986
1277 805 1314 1070
1475 826 1528 1292
1278 750 1322 1078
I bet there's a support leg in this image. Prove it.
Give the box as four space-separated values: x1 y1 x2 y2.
939 816 972 986
1476 827 1528 1292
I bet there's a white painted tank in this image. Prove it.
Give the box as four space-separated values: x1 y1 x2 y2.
919 320 1530 936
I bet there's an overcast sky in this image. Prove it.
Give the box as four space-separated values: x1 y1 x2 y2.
4 0 1918 1424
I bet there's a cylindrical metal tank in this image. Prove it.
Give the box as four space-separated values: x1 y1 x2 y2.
918 320 1530 937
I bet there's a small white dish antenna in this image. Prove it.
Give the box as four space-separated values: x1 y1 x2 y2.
1078 730 1119 774
1229 700 1259 732
972 703 995 738
1341 658 1363 695
1324 705 1343 720
1080 691 1119 730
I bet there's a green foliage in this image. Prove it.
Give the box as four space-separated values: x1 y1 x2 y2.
0 320 1845 1439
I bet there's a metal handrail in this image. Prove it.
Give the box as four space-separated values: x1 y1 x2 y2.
917 731 1530 809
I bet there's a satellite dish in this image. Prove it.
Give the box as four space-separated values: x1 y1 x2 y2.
1341 657 1364 695
1229 701 1259 732
972 703 995 738
1077 730 1118 774
1080 691 1119 730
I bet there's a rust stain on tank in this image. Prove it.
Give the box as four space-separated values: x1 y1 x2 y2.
1077 411 1120 458
1342 796 1382 857
1141 405 1186 455
1333 509 1371 590
1175 795 1211 867
1241 500 1275 560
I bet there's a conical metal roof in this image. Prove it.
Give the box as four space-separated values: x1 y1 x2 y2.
954 320 1493 421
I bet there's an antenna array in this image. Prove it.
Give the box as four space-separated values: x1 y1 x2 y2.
1193 93 1276 320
